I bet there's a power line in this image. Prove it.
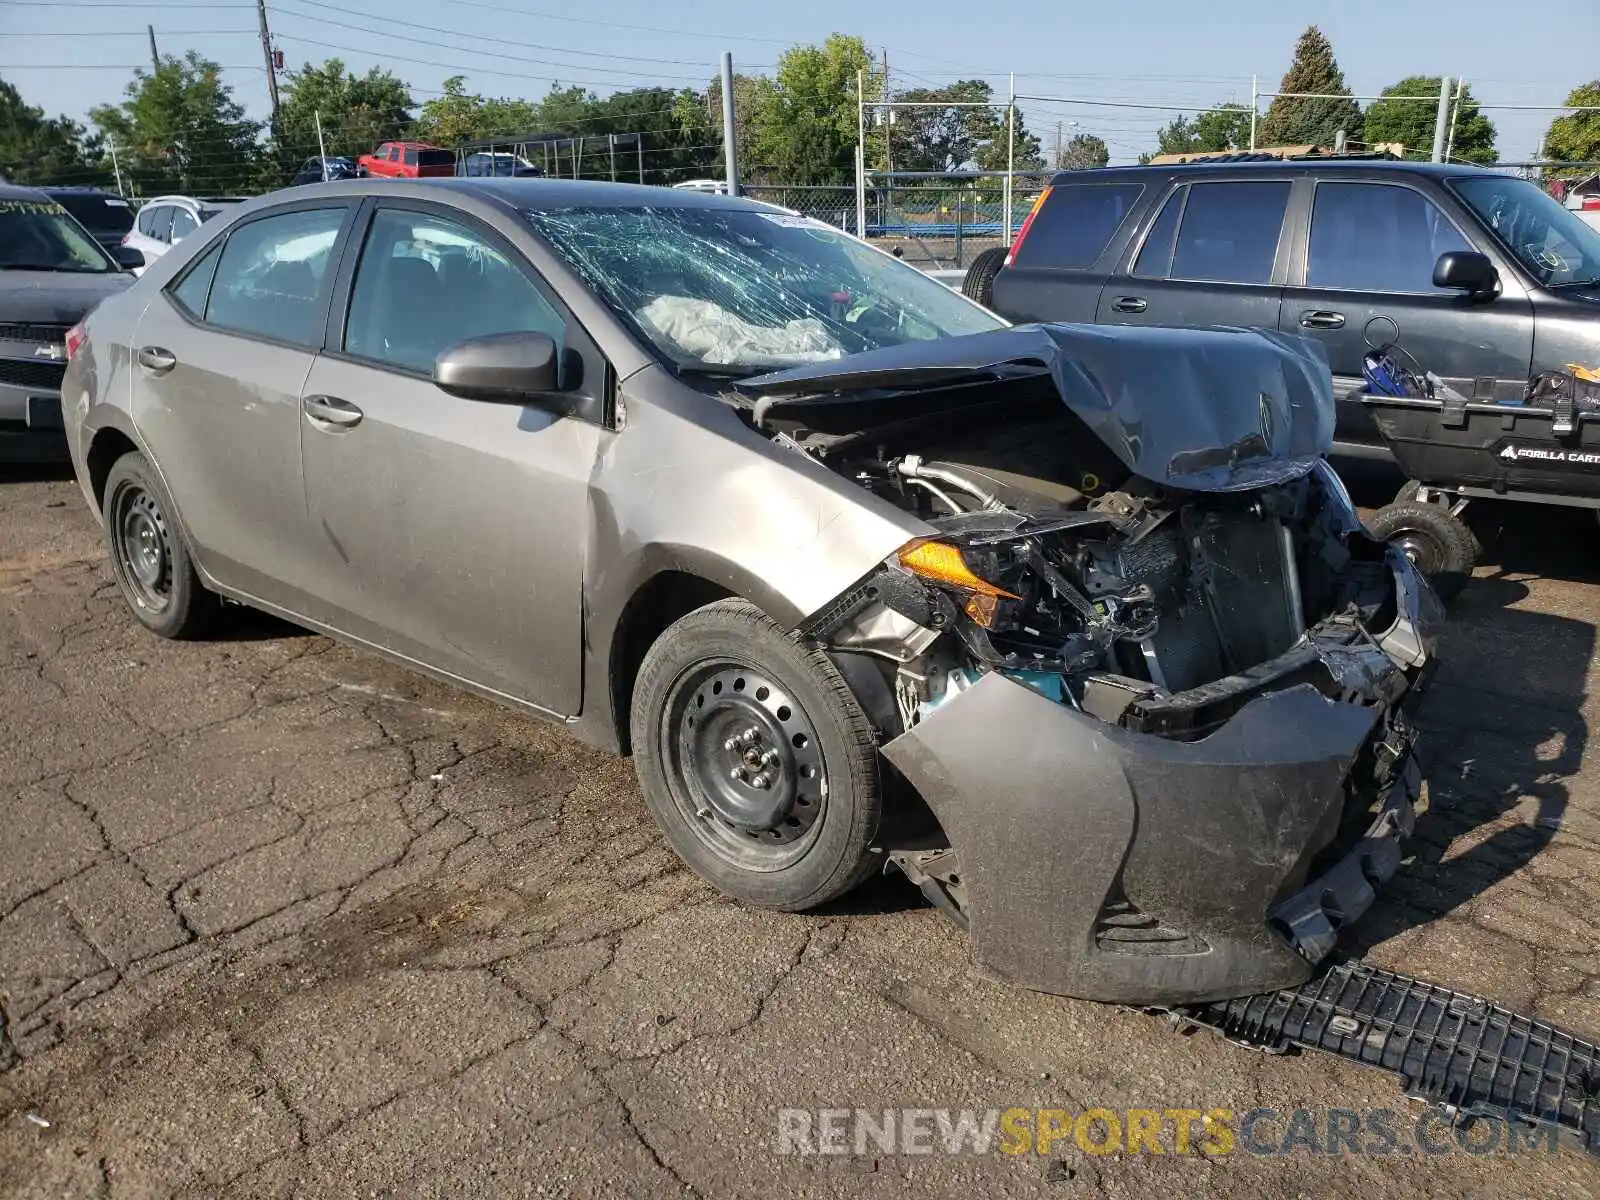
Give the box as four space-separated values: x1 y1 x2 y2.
0 62 262 69
273 32 713 87
275 0 721 69
430 0 799 46
0 29 256 36
270 8 715 82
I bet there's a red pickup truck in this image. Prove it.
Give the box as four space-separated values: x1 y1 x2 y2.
357 141 458 179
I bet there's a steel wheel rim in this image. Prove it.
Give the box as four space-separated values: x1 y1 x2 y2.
660 660 828 871
112 484 173 613
1390 527 1447 576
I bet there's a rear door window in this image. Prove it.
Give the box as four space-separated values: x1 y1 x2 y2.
1307 182 1475 293
203 207 346 347
169 208 199 240
1169 181 1290 284
1009 183 1144 269
403 148 419 167
1133 186 1184 277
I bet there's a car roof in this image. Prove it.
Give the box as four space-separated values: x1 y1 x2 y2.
1051 158 1500 185
291 176 778 211
40 185 118 196
0 182 53 202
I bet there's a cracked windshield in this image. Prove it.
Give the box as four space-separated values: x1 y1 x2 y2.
525 205 1004 372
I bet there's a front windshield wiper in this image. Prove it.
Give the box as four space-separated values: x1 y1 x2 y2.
673 362 772 380
1553 276 1600 289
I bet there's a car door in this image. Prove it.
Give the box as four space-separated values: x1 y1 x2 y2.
1280 177 1536 451
129 200 357 609
989 181 1146 322
1096 177 1292 332
296 199 605 715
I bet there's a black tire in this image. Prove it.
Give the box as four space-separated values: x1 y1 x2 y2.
961 246 1007 309
1365 501 1478 603
630 598 883 911
102 450 219 638
1391 479 1483 557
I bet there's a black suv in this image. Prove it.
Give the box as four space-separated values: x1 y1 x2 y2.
983 160 1600 456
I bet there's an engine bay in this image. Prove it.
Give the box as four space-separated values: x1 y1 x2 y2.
758 376 1404 740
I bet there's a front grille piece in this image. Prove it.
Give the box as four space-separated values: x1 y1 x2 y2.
1174 960 1600 1155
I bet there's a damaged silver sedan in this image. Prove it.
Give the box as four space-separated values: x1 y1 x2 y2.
60 179 1440 1007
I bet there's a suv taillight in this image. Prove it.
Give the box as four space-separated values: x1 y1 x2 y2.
64 322 86 362
1004 186 1052 267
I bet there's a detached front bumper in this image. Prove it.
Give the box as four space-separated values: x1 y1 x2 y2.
881 554 1439 1007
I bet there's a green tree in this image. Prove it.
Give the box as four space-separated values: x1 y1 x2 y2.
1543 80 1600 168
1152 103 1252 157
89 52 261 195
414 76 490 145
886 79 992 172
1364 76 1496 163
276 58 413 173
1258 26 1362 147
0 76 94 185
747 34 877 184
1056 132 1109 170
582 86 715 183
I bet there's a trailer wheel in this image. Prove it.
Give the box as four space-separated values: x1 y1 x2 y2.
961 247 1007 309
1366 501 1477 602
1391 480 1483 557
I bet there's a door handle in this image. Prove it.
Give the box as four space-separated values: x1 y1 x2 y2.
302 394 363 429
136 345 177 374
1299 310 1346 330
1111 296 1147 314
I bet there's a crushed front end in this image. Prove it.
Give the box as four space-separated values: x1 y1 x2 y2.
745 324 1444 1006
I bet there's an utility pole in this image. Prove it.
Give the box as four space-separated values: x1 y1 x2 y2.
1430 75 1452 163
882 47 891 177
1003 73 1015 249
146 25 159 72
1249 75 1258 150
1444 76 1465 163
257 0 281 123
856 68 867 238
1054 121 1062 169
719 52 738 195
314 109 328 179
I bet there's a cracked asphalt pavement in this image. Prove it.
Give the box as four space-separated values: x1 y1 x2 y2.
2 462 1599 1198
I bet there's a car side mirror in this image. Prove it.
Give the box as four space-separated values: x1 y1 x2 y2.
114 245 145 271
433 331 565 407
1433 250 1497 298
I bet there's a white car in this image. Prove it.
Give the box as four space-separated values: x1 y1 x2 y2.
671 179 730 195
122 196 237 275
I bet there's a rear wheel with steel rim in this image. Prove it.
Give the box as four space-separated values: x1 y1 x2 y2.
102 450 218 638
631 598 883 909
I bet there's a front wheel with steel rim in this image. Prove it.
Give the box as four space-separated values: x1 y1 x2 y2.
1366 501 1477 603
631 598 883 910
102 450 218 638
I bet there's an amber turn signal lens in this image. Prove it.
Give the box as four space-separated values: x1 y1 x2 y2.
897 540 1016 628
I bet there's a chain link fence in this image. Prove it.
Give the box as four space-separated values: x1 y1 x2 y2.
745 172 1054 270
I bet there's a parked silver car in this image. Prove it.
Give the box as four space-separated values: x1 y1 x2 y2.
60 178 1441 1005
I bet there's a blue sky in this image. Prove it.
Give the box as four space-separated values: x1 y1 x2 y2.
0 0 1593 164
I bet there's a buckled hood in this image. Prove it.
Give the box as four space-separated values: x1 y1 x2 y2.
742 322 1337 492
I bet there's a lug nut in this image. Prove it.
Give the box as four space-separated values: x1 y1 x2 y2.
723 737 738 751
741 727 759 745
729 767 745 782
761 749 779 767
750 773 770 790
